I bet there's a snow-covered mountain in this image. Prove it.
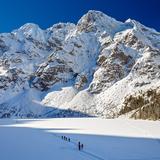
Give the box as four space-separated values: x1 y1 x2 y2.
0 10 160 119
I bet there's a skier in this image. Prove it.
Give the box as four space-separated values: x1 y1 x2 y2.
68 138 70 142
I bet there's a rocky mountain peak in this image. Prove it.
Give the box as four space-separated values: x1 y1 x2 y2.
13 23 47 42
77 10 123 35
0 10 160 120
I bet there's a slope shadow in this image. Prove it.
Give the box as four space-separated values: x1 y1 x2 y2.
49 131 160 160
0 101 93 118
0 120 160 160
0 118 46 126
0 88 94 118
40 105 94 118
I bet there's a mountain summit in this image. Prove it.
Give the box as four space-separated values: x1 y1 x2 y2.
0 10 160 119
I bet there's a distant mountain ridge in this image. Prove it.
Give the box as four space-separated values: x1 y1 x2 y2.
0 10 160 119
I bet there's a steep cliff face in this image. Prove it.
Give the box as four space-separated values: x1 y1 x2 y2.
119 87 160 120
0 10 160 119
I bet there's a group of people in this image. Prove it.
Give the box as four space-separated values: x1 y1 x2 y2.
61 135 84 151
61 136 70 142
78 141 84 151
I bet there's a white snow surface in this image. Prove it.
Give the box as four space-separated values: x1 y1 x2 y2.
0 118 160 160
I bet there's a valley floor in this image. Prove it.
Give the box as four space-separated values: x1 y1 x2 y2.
0 118 160 160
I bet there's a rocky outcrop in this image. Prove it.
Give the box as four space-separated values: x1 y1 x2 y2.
33 58 74 90
89 43 135 93
119 88 160 120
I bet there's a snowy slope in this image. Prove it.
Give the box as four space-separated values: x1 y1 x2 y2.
0 118 160 160
0 10 160 119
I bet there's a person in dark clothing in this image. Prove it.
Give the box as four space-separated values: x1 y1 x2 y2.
62 136 64 140
68 138 70 142
78 142 81 151
81 144 84 150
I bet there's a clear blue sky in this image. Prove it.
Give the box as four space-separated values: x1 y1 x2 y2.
0 0 159 33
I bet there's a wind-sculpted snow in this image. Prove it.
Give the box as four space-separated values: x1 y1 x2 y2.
0 10 160 119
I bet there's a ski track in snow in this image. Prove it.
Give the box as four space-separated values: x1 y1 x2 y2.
51 132 105 160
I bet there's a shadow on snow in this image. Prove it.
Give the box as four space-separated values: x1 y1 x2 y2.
0 120 160 160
